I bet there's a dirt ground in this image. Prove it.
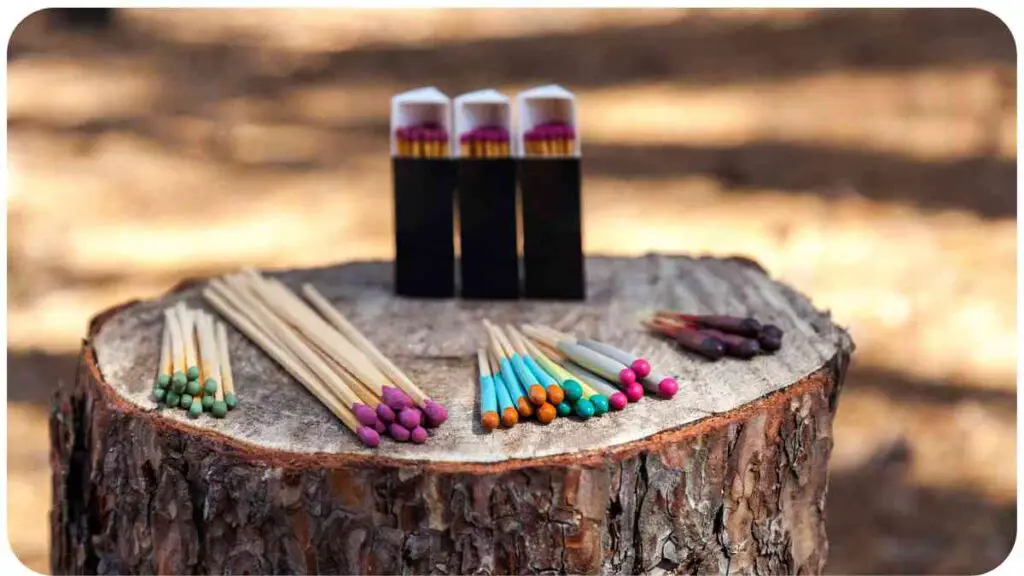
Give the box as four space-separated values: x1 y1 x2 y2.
6 8 1017 574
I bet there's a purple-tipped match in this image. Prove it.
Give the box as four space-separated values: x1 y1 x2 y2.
374 420 386 434
608 392 628 411
658 378 679 399
410 426 428 444
423 400 448 427
389 423 411 442
357 426 380 448
352 403 378 427
618 368 637 386
398 407 422 429
631 359 651 378
625 383 645 403
376 403 396 424
382 386 412 411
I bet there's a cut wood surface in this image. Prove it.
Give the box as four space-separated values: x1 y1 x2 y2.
52 255 853 574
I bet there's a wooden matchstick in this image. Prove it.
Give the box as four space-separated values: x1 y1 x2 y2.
152 324 172 403
194 312 220 418
203 288 380 448
215 320 234 416
477 349 499 430
505 325 565 405
163 309 187 395
483 323 532 418
176 303 201 383
488 350 519 428
490 322 546 406
300 282 448 427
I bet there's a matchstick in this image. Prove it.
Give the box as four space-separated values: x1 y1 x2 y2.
476 349 499 431
505 325 565 405
522 325 638 392
484 323 533 418
203 288 380 447
164 309 187 395
300 282 448 426
534 340 610 417
559 361 628 412
215 321 233 414
655 312 762 338
644 318 726 360
152 324 171 403
176 303 201 383
194 313 219 417
699 329 761 359
488 322 546 406
488 351 519 428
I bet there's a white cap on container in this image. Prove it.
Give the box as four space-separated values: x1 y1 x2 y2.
390 87 452 156
513 84 579 158
452 89 512 157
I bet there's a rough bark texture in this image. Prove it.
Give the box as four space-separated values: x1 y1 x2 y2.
51 256 853 575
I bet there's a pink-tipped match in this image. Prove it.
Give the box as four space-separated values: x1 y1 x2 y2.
352 404 378 427
658 378 679 399
630 359 651 378
374 420 386 435
460 132 473 144
410 426 428 444
395 127 408 139
376 404 396 424
608 392 629 411
398 407 422 429
625 383 645 403
618 368 637 386
357 426 380 448
384 388 412 411
423 400 448 427
388 423 411 442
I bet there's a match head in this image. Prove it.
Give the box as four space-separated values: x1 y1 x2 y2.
608 392 628 411
376 404 396 424
618 368 637 386
528 385 548 406
171 371 187 389
165 391 181 408
423 400 449 427
758 324 784 352
152 388 167 403
516 397 535 418
352 403 378 428
188 402 203 419
630 359 651 378
536 403 557 424
574 398 595 419
398 407 423 429
590 395 610 416
734 339 761 359
203 379 218 395
410 426 429 444
224 393 238 410
186 379 202 397
383 387 413 411
699 337 728 360
546 385 565 405
657 377 679 399
212 400 228 418
501 407 519 427
179 394 193 409
562 380 584 403
357 426 381 448
555 402 572 417
157 374 171 388
201 394 215 411
625 383 645 403
388 423 411 442
186 366 200 381
374 419 386 434
481 411 500 431
739 317 763 336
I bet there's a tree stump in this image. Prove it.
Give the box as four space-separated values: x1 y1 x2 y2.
51 255 853 575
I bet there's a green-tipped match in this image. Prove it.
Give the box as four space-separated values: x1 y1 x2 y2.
166 391 181 407
157 374 170 389
212 401 228 418
186 366 200 381
562 380 583 403
185 379 201 396
201 395 215 411
590 395 610 416
188 402 203 418
179 394 193 409
152 388 167 403
204 378 218 395
225 393 238 410
172 371 187 387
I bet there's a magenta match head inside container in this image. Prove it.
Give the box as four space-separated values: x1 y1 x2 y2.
357 426 380 448
423 400 448 427
410 426 428 444
608 391 628 411
395 127 409 141
658 377 679 399
398 407 423 429
630 359 651 378
352 403 378 427
388 423 411 442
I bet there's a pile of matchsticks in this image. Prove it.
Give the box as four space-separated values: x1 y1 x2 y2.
476 322 678 430
459 126 511 158
395 124 450 158
201 270 448 448
523 121 576 157
644 312 785 360
153 302 237 418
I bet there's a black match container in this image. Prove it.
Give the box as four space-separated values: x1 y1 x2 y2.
390 87 456 298
454 89 519 299
515 85 585 300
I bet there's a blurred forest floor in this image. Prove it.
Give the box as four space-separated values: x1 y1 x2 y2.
6 8 1017 573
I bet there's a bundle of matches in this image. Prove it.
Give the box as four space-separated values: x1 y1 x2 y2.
201 269 448 448
395 124 450 158
153 302 234 418
523 122 576 157
478 322 567 428
645 313 785 360
459 126 510 158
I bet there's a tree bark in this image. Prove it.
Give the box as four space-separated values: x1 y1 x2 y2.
51 256 853 575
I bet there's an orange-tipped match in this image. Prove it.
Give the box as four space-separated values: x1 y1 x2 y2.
481 411 500 431
517 397 534 418
501 407 519 427
536 403 557 424
528 385 547 406
546 385 565 405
